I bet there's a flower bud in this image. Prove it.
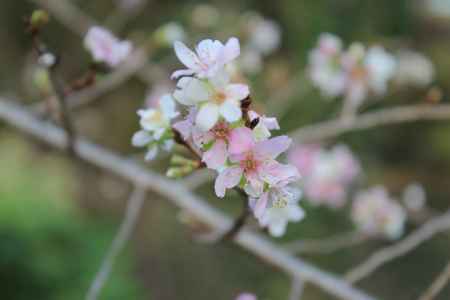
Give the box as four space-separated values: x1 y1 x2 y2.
30 10 50 30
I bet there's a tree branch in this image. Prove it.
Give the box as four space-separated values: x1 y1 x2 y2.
0 98 374 300
345 209 450 284
291 104 450 143
418 261 450 300
86 186 146 300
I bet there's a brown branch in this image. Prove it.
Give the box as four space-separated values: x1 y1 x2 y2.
418 261 450 300
345 209 450 284
0 98 375 300
220 192 252 242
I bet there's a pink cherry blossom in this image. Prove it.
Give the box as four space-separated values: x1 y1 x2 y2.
84 26 132 67
235 293 257 300
289 144 360 208
215 130 297 198
171 37 240 79
352 186 406 239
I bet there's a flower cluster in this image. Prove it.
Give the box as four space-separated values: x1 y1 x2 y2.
133 37 304 237
132 94 178 160
84 26 132 68
289 144 360 208
351 186 406 239
309 33 397 106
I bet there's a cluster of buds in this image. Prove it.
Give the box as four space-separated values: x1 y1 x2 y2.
133 37 304 237
351 186 406 240
288 144 360 208
309 33 397 107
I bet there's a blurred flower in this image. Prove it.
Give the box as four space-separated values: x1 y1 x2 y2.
191 4 220 29
238 47 263 75
171 37 240 79
154 22 186 47
402 182 426 212
145 82 174 108
246 14 282 55
250 182 304 237
236 293 257 300
289 144 360 208
84 26 132 67
309 33 347 98
38 52 56 68
352 186 406 239
342 44 397 106
173 71 249 131
394 50 434 87
132 94 179 160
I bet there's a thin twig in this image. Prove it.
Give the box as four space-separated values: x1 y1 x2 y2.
284 231 368 255
291 104 450 143
220 193 252 242
345 209 450 284
418 261 450 300
86 186 146 300
288 277 305 300
0 98 374 300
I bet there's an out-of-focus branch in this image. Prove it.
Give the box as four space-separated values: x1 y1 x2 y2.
0 98 375 300
31 0 96 36
418 261 450 300
345 209 450 284
284 231 368 255
86 186 146 300
219 193 252 242
288 277 305 300
291 104 450 143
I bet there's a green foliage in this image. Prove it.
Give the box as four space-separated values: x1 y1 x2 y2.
0 136 144 300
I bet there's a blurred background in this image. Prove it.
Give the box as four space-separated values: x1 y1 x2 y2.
1 0 450 299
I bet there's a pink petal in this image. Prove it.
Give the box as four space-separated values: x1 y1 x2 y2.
252 192 269 219
172 119 192 140
228 127 255 155
260 161 300 186
214 166 243 198
254 135 291 159
202 139 228 170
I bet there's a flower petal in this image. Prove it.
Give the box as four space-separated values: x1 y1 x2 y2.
223 37 240 63
196 103 219 131
202 139 228 170
214 166 243 198
259 161 300 186
228 127 255 155
174 41 202 70
160 94 179 119
225 84 250 101
254 135 291 159
252 192 269 219
170 69 195 80
219 100 242 123
131 130 152 147
145 146 158 160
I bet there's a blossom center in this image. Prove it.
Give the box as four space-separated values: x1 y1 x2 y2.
241 153 259 173
211 122 230 139
272 197 288 209
213 91 227 104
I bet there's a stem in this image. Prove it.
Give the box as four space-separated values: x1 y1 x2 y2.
219 191 251 242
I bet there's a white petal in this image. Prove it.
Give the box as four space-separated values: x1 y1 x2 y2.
145 146 158 160
170 69 195 80
174 41 202 71
209 69 230 89
223 37 240 63
196 103 220 131
219 100 242 123
268 220 287 237
159 94 179 119
225 84 250 101
131 130 152 147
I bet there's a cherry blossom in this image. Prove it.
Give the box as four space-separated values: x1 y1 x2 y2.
289 144 360 208
342 44 397 106
171 37 240 79
250 182 304 237
394 50 434 87
248 110 280 141
214 130 298 198
132 94 179 160
173 71 249 131
84 26 132 67
309 33 347 98
246 14 282 55
351 186 406 239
